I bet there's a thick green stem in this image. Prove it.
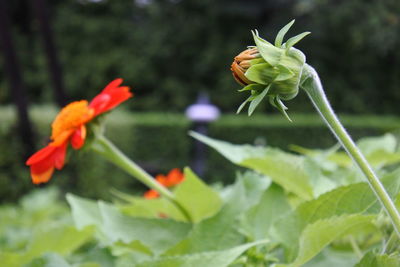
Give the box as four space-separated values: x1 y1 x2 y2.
300 64 400 237
91 134 193 222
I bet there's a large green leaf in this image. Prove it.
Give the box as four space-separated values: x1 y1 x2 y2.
242 184 291 241
117 197 185 222
25 253 71 267
190 132 314 200
292 134 400 171
272 168 400 261
164 176 254 256
355 251 400 267
114 168 222 223
0 226 93 267
357 133 397 155
173 168 222 222
134 240 268 267
282 215 376 267
303 248 359 267
99 202 191 255
67 194 191 256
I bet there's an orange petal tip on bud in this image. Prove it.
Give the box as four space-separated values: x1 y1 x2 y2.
231 48 260 86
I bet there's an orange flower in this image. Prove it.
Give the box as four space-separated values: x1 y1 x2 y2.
144 168 185 199
26 78 132 184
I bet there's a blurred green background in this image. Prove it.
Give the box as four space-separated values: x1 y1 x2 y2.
1 0 400 202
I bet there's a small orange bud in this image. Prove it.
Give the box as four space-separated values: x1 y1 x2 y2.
230 48 259 86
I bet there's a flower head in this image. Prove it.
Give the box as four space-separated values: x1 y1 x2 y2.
232 20 310 120
26 78 132 184
144 168 185 199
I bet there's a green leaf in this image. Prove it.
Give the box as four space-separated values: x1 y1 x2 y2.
272 168 400 261
173 167 222 222
25 226 93 260
252 30 283 66
189 132 314 200
238 171 271 208
284 32 311 50
112 169 223 223
355 251 400 267
248 85 270 116
101 202 192 256
0 226 94 267
286 215 376 267
243 184 291 241
303 248 359 267
165 177 252 256
66 194 102 230
275 20 295 47
245 63 278 85
134 240 268 267
25 253 71 267
118 197 185 222
357 133 397 154
67 195 192 256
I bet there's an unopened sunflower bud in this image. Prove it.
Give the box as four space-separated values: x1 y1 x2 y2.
230 48 260 86
232 20 310 120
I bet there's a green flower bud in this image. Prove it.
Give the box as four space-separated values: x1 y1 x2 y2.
231 20 310 120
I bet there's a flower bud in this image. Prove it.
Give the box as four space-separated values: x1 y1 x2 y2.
230 48 260 86
232 20 310 120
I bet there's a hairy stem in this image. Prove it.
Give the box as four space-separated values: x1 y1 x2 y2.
349 236 363 259
91 134 193 222
300 64 400 237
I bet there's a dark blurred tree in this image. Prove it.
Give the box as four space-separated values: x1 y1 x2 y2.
296 0 400 114
0 0 399 114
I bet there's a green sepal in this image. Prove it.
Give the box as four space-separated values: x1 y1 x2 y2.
269 95 278 108
250 57 265 66
252 30 282 66
245 63 279 85
273 96 292 122
275 65 295 81
274 19 295 47
238 83 265 92
248 85 271 116
236 95 252 114
285 32 311 50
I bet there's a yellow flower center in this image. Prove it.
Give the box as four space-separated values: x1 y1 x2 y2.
51 100 94 145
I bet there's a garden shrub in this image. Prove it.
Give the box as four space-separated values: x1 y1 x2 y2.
2 105 400 202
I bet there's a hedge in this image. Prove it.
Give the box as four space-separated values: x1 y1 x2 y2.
2 105 400 202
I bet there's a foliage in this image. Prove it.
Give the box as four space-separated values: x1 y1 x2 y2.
2 133 400 266
3 106 400 202
2 0 400 115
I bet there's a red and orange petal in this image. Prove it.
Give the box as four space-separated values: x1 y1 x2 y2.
27 143 67 184
144 189 160 199
70 125 87 150
89 78 133 116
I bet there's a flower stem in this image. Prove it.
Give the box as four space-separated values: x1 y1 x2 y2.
382 232 398 254
349 236 363 259
300 64 400 237
91 134 193 223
